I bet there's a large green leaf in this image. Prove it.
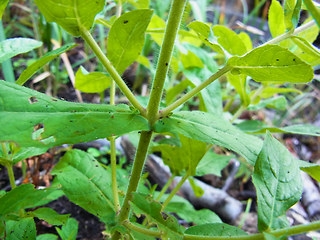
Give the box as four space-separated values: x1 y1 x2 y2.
0 81 150 149
252 133 303 231
51 149 115 223
75 66 111 93
154 111 262 166
107 9 153 74
37 234 58 240
16 44 76 86
227 45 314 83
130 193 184 240
0 184 58 216
184 223 248 237
5 218 36 240
151 134 207 176
34 0 105 36
0 38 42 64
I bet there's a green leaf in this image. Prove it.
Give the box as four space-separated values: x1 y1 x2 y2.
264 232 287 240
56 218 78 240
260 86 302 98
227 72 250 106
0 81 150 149
130 193 184 240
181 50 204 69
154 111 262 166
5 218 36 240
51 149 115 223
0 184 57 216
166 79 192 105
212 25 248 56
187 21 225 55
151 134 207 176
107 9 153 74
303 0 320 28
127 0 150 9
196 151 233 177
147 14 166 46
290 36 320 66
236 120 320 137
284 0 302 30
28 207 69 226
248 96 287 111
300 164 320 182
34 0 105 36
228 45 314 83
16 44 76 86
164 195 221 225
0 38 42 64
75 66 111 93
184 223 248 237
252 133 303 231
37 234 59 240
268 0 286 38
0 0 9 19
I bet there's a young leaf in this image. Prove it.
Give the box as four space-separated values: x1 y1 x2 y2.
284 0 302 30
56 218 78 240
51 149 115 223
164 195 221 225
248 96 287 111
75 66 111 93
268 0 286 38
5 218 36 240
16 44 76 86
252 133 303 231
196 151 233 177
227 45 314 83
28 207 69 226
184 223 248 237
107 9 153 74
154 111 263 166
130 193 184 240
0 81 150 149
300 163 320 182
0 0 9 19
34 0 105 36
212 25 248 56
151 134 207 176
0 183 57 216
0 38 42 63
227 72 250 106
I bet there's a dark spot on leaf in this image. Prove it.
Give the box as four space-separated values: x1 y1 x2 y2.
95 165 99 167
287 171 290 173
293 58 296 62
8 151 11 154
138 131 141 134
51 98 58 101
124 20 128 24
69 120 73 123
165 62 168 66
28 96 38 104
34 123 44 131
111 115 115 118
276 59 279 61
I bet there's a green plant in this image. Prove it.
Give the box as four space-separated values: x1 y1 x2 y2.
1 0 320 239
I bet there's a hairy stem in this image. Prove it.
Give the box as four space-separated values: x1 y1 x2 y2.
161 174 189 210
160 65 232 118
80 28 146 117
7 165 16 189
146 0 187 125
112 131 153 240
110 139 120 212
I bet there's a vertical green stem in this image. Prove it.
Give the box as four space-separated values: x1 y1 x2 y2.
161 174 189 210
112 131 153 240
110 139 120 212
80 28 146 117
7 166 16 189
156 174 176 201
146 0 187 125
0 21 15 83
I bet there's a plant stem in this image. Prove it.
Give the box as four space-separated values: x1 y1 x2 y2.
261 20 316 46
80 28 146 117
7 165 16 189
160 65 232 118
146 0 187 126
156 174 176 201
112 131 153 240
161 174 189 210
110 139 120 212
123 220 162 238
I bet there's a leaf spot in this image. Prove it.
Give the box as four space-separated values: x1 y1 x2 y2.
123 20 129 24
28 96 38 104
